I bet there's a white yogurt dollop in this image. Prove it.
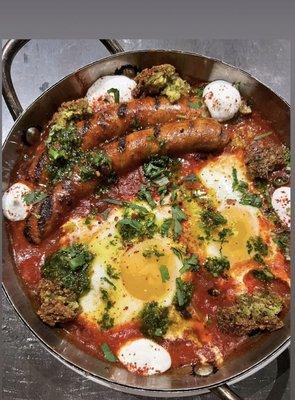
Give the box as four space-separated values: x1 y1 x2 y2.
271 186 291 228
203 80 241 122
86 75 136 104
2 183 32 221
117 338 171 375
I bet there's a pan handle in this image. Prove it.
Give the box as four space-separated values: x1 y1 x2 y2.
2 39 124 121
2 39 30 120
211 384 243 400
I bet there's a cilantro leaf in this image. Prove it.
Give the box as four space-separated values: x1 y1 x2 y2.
101 343 117 362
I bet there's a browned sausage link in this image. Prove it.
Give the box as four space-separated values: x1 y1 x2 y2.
26 96 202 184
106 118 226 173
27 142 49 183
24 179 95 244
82 96 203 149
24 118 226 244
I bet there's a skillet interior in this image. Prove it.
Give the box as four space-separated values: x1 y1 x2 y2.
2 49 290 396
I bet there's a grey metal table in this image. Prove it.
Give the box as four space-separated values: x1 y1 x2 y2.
2 39 290 400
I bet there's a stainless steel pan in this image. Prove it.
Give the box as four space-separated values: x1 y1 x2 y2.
2 39 290 400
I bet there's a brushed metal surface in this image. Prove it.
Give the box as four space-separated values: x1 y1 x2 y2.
2 39 291 400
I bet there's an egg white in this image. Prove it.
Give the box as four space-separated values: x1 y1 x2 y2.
62 203 183 328
86 75 136 104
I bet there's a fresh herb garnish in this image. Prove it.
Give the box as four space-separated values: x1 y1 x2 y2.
42 243 94 296
104 198 125 206
140 301 170 339
189 101 202 109
254 131 273 141
107 88 120 103
273 232 290 260
107 265 120 280
200 209 227 239
179 254 199 274
174 278 194 309
101 343 117 362
116 203 157 243
232 167 262 208
159 265 170 282
252 268 274 282
204 256 230 277
22 190 47 205
137 186 156 209
171 247 184 259
247 236 268 264
143 246 164 258
172 205 187 239
194 87 204 97
217 228 234 250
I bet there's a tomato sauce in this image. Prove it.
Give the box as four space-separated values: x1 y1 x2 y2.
6 105 290 373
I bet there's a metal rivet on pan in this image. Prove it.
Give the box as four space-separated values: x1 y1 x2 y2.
25 127 41 145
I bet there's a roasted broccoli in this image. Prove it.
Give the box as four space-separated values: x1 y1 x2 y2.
50 99 93 131
133 64 191 102
37 278 80 326
245 141 289 179
217 291 284 336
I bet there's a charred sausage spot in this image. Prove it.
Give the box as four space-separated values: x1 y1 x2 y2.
118 136 127 153
117 103 128 118
153 125 161 137
37 196 53 235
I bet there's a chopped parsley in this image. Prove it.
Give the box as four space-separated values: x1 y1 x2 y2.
116 203 157 243
22 190 47 205
46 123 81 183
143 246 164 258
194 87 204 97
137 185 156 209
252 268 275 282
200 209 227 239
204 256 230 277
140 301 170 339
142 156 177 187
189 101 202 109
159 265 170 282
179 254 199 274
101 343 117 362
174 278 194 309
232 167 262 208
161 205 187 240
99 288 115 330
42 243 94 296
106 265 120 280
107 88 120 103
79 150 111 182
273 232 290 260
247 236 268 264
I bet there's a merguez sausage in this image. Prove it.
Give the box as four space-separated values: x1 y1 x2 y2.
81 96 204 149
24 118 226 244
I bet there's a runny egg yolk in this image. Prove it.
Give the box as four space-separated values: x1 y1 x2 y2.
120 239 177 302
219 206 259 265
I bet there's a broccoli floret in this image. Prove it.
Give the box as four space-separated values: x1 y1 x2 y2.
50 99 93 131
133 64 191 102
217 291 284 336
140 301 170 339
37 279 80 326
245 141 289 179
